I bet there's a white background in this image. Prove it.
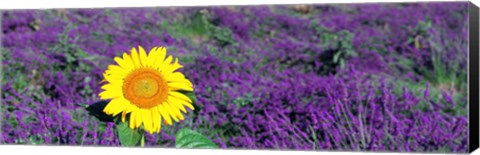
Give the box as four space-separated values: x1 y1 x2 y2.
0 0 479 155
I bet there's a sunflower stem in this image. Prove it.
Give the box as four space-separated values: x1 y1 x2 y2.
140 133 145 147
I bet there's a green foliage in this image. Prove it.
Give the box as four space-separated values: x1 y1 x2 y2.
11 73 28 91
117 121 143 146
423 39 467 91
79 76 93 96
310 21 357 69
388 77 466 116
415 17 432 35
1 48 28 90
161 11 236 46
332 30 357 68
175 128 219 149
232 93 258 107
161 21 201 39
313 26 337 45
50 24 94 73
191 11 211 34
405 17 431 47
178 54 196 65
27 134 45 145
386 19 467 116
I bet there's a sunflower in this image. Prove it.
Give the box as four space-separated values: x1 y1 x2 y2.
99 46 194 134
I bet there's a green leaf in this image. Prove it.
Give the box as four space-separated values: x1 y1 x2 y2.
117 121 142 146
175 128 218 149
406 37 414 44
85 100 115 122
76 103 89 108
333 52 341 63
212 27 236 45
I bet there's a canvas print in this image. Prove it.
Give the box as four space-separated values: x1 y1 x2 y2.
0 1 473 153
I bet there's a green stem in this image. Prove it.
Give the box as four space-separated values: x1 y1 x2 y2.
140 133 145 147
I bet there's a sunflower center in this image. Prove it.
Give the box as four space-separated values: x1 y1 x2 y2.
123 68 168 109
132 78 158 98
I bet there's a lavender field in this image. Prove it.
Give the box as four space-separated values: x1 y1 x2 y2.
0 2 470 153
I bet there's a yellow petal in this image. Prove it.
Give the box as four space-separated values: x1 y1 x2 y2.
122 53 135 71
174 98 194 111
169 91 193 103
105 65 128 77
124 102 137 113
124 101 138 113
167 96 187 113
152 108 162 132
163 58 183 73
101 82 122 89
100 83 120 91
114 57 128 72
154 47 167 67
157 104 172 125
114 55 133 72
113 57 125 67
104 73 123 81
146 47 158 67
121 111 127 122
103 98 126 116
138 46 148 66
163 103 179 122
166 101 184 121
183 102 195 111
157 47 167 63
135 109 142 128
141 109 152 133
168 82 193 91
130 47 141 68
129 111 137 129
164 73 193 87
99 90 121 99
172 79 193 87
175 113 185 121
164 72 186 80
161 56 173 69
